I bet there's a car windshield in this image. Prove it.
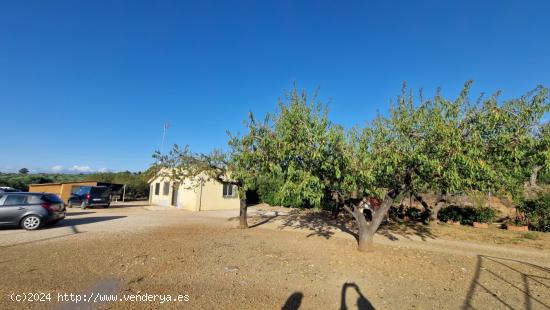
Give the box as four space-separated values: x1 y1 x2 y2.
74 186 91 195
90 187 110 198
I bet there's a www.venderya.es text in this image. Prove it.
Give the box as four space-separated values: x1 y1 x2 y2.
10 292 190 304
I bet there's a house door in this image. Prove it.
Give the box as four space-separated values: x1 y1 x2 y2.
171 184 179 207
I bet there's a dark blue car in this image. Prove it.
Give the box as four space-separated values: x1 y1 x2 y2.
68 186 111 209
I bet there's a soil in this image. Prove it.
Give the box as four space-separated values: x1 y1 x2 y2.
0 204 548 309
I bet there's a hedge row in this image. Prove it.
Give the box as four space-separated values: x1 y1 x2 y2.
437 206 496 224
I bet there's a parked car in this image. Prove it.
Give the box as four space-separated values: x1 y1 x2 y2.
0 186 21 193
0 192 66 230
68 186 111 209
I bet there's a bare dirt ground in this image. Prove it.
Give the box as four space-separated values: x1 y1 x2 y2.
0 202 549 309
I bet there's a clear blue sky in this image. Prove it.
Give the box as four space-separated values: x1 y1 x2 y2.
1 0 549 173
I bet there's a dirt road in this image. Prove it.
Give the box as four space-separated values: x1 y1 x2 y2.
0 203 548 309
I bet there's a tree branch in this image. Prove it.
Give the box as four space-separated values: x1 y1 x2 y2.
342 204 359 222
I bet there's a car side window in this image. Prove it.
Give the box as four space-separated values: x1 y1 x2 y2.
27 196 43 204
3 195 28 206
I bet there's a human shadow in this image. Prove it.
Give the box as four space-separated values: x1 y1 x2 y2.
462 255 550 309
281 292 303 310
340 282 375 310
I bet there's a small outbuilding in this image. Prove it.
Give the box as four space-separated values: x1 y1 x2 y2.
148 172 240 211
28 181 124 203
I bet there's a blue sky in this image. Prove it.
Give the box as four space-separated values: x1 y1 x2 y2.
1 0 549 173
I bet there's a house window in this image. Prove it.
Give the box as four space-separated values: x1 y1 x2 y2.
163 182 170 195
155 183 160 195
223 183 236 198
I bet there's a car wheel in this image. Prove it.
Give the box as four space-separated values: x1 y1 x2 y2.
81 202 87 210
104 204 110 208
21 215 42 230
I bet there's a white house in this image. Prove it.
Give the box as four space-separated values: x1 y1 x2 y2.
148 172 240 211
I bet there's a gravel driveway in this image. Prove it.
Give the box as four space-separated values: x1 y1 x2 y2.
0 202 233 249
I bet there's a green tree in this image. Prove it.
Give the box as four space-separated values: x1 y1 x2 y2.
472 86 549 196
254 88 343 209
18 168 29 175
154 112 270 228
339 82 549 251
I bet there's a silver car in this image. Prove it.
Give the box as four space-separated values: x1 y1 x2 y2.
0 192 66 230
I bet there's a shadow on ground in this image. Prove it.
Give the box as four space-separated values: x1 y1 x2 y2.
463 255 550 309
377 221 437 241
281 282 375 310
55 216 126 228
65 211 96 216
0 216 125 249
274 209 436 242
249 211 281 228
106 203 148 209
277 210 358 240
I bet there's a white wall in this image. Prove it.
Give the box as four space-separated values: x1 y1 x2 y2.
148 174 240 211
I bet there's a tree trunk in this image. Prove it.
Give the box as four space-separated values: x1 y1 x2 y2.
357 224 374 252
530 165 542 187
415 192 445 223
354 204 373 252
414 194 430 211
371 190 400 231
344 188 404 252
431 201 444 222
239 199 248 229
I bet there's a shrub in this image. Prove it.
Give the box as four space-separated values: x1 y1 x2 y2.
517 193 550 232
438 205 496 224
405 207 422 221
438 205 464 223
473 207 496 224
388 206 430 222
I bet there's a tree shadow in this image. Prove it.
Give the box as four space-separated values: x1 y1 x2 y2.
462 255 550 309
281 292 303 310
376 221 437 241
276 209 436 242
340 282 375 310
249 211 281 228
278 210 358 240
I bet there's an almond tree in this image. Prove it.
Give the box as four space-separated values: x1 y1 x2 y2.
337 82 549 251
153 112 270 229
473 86 549 193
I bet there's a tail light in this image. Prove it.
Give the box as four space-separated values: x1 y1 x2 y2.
41 203 53 212
86 194 91 201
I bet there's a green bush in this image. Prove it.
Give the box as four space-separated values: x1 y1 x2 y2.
438 205 496 224
473 207 496 224
517 193 550 232
438 205 465 223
